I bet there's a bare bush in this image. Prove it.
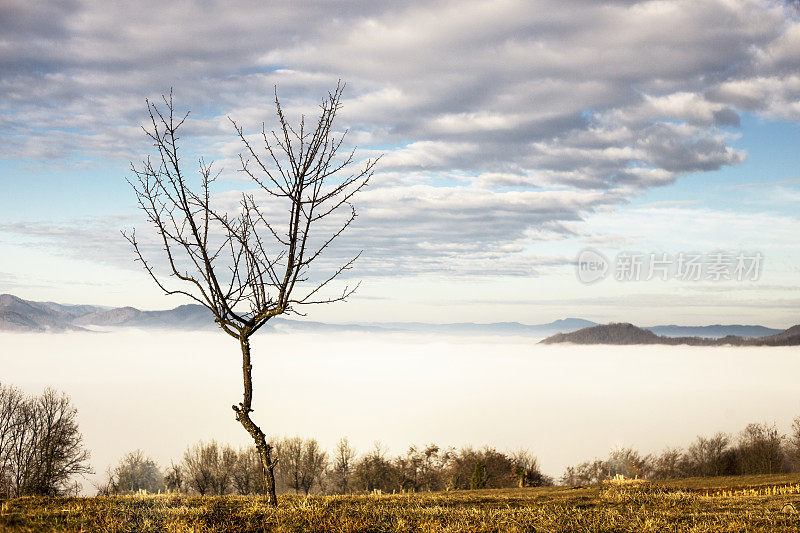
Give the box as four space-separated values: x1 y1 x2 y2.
447 447 517 490
560 459 608 485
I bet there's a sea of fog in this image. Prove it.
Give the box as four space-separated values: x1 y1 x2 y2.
1 329 799 491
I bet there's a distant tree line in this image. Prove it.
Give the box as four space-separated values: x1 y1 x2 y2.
100 438 553 496
561 419 800 485
0 383 91 497
102 417 800 496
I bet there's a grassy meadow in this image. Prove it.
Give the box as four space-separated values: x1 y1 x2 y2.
3 474 800 532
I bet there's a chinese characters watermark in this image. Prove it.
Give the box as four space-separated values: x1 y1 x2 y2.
576 249 763 284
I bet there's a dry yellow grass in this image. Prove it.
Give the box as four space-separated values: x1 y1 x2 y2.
2 474 800 532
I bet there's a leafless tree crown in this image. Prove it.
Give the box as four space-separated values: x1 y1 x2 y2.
0 384 91 497
123 82 378 339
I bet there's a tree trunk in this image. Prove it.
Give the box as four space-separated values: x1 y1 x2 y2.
232 335 278 506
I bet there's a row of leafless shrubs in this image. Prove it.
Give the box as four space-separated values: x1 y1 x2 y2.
98 438 553 496
561 418 800 484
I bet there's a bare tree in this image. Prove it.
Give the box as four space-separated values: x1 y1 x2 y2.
7 396 36 495
396 444 445 492
300 439 328 494
0 385 91 496
736 422 785 475
277 436 303 494
105 449 164 494
163 462 183 493
124 82 377 505
354 442 396 493
510 448 550 487
685 433 733 477
277 437 328 495
329 437 356 493
230 446 263 495
650 447 687 480
605 446 651 479
789 416 800 472
0 384 24 496
181 440 236 495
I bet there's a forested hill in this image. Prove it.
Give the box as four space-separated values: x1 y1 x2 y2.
540 323 800 346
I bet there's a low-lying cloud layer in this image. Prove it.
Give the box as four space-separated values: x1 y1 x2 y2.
3 330 800 489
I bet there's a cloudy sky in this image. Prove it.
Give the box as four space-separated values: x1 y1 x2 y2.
2 0 800 326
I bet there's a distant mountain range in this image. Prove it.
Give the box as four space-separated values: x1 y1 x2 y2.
0 294 596 336
0 294 106 332
0 293 791 340
540 323 800 346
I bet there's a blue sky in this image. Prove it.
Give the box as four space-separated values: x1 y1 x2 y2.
1 0 799 326
634 114 800 212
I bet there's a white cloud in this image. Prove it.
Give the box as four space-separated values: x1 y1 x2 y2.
2 0 800 283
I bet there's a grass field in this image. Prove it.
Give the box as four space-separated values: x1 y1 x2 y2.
2 474 800 532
